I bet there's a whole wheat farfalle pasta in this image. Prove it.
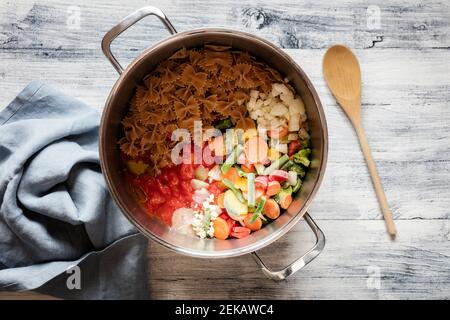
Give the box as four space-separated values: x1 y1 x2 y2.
118 45 287 172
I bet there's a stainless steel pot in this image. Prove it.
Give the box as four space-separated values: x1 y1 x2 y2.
100 6 327 280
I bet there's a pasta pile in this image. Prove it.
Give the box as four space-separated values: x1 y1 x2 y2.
119 45 284 173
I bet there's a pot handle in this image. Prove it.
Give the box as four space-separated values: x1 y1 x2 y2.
101 6 177 74
252 212 325 281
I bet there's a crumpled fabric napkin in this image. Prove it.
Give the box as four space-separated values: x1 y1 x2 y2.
0 81 148 299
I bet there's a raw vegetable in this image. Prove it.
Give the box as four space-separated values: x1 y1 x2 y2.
171 208 195 236
263 154 289 175
243 187 265 202
289 163 306 178
214 118 233 130
268 148 281 161
292 178 302 193
274 143 288 154
191 179 210 190
194 165 208 181
287 171 298 186
289 98 305 115
217 192 225 208
221 145 244 174
222 178 245 203
280 194 292 209
243 213 262 231
213 217 230 240
269 170 289 182
274 186 293 209
222 167 239 184
208 165 222 181
263 199 281 219
241 163 255 173
235 165 246 177
266 180 281 196
280 160 294 170
255 163 265 175
126 160 148 175
267 126 288 138
247 173 256 206
288 114 300 132
255 175 269 189
250 197 266 223
223 190 248 220
293 148 311 167
270 103 288 116
288 140 301 156
230 226 251 238
234 177 248 191
300 138 310 148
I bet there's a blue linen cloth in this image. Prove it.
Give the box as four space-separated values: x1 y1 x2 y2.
0 81 148 299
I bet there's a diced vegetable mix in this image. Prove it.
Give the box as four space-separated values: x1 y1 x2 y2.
124 83 311 240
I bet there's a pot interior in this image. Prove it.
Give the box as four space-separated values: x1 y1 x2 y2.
100 29 327 258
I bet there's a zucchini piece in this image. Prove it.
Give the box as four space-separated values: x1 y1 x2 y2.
250 197 266 223
292 178 302 193
222 178 246 203
280 159 294 171
263 154 289 175
221 145 244 174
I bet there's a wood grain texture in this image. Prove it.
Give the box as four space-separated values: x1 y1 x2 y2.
146 220 450 300
0 0 449 300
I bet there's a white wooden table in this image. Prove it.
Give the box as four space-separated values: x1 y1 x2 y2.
0 0 449 299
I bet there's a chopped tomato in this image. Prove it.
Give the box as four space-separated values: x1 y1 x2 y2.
208 181 226 198
180 180 194 196
179 163 194 180
159 204 174 226
164 169 179 187
147 192 166 206
219 212 230 220
154 180 171 195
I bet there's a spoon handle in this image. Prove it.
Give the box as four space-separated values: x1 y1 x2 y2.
354 123 397 237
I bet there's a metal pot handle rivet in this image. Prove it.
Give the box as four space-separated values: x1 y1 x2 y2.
252 213 325 281
101 6 177 74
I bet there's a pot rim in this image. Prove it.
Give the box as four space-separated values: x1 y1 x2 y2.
100 27 328 258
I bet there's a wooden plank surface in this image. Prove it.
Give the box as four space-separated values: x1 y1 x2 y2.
0 0 449 299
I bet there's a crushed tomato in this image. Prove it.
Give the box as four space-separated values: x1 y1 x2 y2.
127 164 196 226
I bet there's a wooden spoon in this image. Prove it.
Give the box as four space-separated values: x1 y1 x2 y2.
323 45 397 238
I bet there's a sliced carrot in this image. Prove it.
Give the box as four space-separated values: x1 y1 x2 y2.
266 181 281 197
268 126 288 139
222 167 239 184
217 192 225 208
263 198 281 219
280 194 293 209
243 214 263 231
244 136 268 164
213 217 230 240
241 163 255 173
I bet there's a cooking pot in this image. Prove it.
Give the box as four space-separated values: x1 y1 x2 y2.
100 6 327 280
